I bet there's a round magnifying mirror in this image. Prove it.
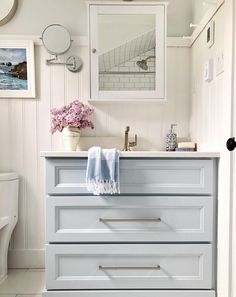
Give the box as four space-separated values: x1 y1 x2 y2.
42 24 72 56
0 0 18 26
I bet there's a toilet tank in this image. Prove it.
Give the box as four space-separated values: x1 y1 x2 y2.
0 173 19 221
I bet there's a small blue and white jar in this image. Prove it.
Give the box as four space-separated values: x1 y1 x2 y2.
166 124 177 151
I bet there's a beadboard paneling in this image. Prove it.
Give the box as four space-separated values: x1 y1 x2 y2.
0 100 10 172
0 43 190 268
190 3 232 297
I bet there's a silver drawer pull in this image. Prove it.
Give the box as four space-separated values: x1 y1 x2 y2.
99 218 161 223
99 265 161 270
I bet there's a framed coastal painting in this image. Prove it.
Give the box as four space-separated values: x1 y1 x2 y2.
0 40 35 98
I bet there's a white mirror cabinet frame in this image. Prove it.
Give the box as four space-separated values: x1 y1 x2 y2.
88 1 167 102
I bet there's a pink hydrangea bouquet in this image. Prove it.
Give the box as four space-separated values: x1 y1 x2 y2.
50 100 94 134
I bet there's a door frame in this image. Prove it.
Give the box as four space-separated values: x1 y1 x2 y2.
229 0 236 294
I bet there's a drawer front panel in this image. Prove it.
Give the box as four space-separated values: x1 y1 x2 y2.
46 158 214 195
46 196 213 243
46 244 212 290
42 290 216 297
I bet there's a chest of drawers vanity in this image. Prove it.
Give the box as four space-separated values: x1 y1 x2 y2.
41 151 219 297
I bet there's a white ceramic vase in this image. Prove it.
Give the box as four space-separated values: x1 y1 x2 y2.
62 127 81 151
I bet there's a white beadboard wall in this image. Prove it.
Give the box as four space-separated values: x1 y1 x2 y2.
190 3 232 151
190 1 233 297
0 42 191 268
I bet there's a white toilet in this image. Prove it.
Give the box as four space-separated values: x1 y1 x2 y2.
0 173 19 283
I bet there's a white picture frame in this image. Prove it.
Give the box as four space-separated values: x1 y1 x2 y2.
0 40 35 98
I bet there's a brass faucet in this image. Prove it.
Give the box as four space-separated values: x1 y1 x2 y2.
122 126 138 151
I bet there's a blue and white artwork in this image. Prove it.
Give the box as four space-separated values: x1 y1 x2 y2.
0 48 28 90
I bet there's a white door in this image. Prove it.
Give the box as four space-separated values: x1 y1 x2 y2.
229 0 236 294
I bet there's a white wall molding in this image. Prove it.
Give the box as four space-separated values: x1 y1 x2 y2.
8 249 45 268
0 35 89 47
0 35 190 48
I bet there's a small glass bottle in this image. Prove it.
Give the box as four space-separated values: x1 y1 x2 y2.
166 124 177 151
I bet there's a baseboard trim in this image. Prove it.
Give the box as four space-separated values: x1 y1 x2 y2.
8 249 45 268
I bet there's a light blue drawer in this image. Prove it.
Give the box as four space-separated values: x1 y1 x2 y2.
45 243 213 290
46 158 215 195
46 196 214 243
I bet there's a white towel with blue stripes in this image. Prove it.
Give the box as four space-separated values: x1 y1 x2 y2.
86 146 120 195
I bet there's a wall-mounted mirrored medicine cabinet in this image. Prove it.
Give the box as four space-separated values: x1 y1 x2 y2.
88 1 167 101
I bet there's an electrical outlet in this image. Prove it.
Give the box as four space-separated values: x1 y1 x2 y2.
216 50 224 76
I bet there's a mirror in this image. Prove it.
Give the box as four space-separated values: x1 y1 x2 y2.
89 4 166 100
89 0 224 101
0 0 18 26
98 14 156 92
41 24 83 73
42 24 72 56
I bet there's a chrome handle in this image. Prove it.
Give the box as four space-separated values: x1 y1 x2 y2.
99 265 160 270
99 218 161 223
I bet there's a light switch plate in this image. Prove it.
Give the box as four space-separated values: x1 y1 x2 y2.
216 50 224 76
204 59 214 82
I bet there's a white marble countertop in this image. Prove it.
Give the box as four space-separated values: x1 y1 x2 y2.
40 151 220 158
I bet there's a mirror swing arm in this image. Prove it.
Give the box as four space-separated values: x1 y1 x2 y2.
41 24 83 73
45 54 82 73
